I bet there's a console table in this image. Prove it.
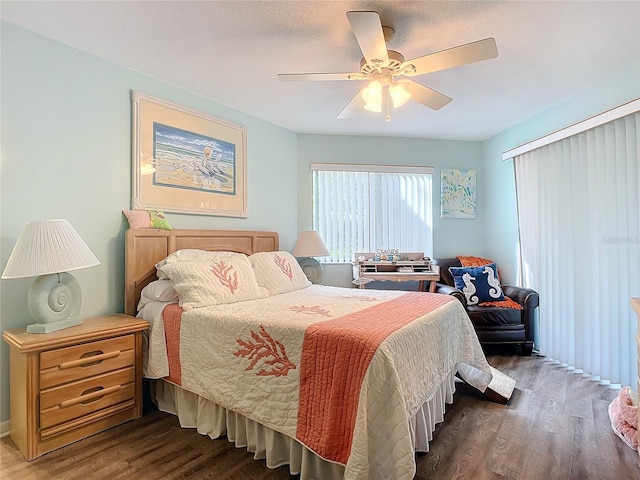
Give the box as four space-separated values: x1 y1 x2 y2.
353 252 440 292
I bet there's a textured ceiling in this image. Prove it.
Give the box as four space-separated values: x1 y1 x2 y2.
2 1 639 141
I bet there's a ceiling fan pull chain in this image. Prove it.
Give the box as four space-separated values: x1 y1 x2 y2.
385 87 392 122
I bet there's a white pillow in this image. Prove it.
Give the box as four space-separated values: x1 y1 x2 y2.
137 279 179 311
249 251 311 295
158 256 268 310
156 249 240 279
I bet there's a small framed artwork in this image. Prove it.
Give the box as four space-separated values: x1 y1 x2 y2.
131 91 247 217
440 168 477 219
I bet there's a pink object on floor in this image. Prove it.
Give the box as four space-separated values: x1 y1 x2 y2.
608 386 638 451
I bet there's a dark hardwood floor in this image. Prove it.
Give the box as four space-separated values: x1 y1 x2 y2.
1 352 638 480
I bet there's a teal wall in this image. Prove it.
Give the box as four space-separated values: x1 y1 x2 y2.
483 61 640 284
1 21 638 425
297 134 486 287
0 23 299 422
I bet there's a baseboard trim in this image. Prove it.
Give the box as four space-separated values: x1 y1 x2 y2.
0 420 10 438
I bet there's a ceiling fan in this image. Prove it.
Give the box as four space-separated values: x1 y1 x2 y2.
278 11 498 121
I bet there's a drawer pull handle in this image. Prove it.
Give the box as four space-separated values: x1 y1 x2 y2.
59 385 122 408
58 351 121 370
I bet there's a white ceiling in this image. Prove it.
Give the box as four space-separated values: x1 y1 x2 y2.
2 1 639 141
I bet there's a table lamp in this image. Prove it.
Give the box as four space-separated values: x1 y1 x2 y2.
1 219 100 333
291 230 329 284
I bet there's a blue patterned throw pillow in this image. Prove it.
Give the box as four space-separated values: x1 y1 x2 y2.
449 263 505 305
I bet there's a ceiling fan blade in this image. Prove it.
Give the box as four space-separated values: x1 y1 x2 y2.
401 38 498 76
402 80 452 110
336 89 365 119
278 72 365 81
346 11 389 67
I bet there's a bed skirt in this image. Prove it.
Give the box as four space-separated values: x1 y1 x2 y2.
152 368 457 479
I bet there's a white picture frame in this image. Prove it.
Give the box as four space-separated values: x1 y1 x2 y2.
440 168 477 219
131 91 247 217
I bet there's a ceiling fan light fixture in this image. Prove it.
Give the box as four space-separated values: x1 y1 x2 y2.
362 80 382 104
389 83 411 108
364 101 382 112
278 12 499 118
362 80 383 112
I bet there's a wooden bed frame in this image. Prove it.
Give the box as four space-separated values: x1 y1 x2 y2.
124 228 279 316
123 227 514 479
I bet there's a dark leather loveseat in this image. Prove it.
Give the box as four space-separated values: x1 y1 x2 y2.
432 257 539 355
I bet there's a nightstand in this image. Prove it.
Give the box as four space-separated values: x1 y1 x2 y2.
2 314 149 460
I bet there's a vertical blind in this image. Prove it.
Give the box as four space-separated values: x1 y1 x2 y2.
311 164 433 263
514 112 639 387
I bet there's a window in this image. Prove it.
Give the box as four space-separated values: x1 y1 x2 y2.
312 163 434 263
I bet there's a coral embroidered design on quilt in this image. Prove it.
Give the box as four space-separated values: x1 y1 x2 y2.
343 295 378 302
273 253 293 280
211 261 239 293
234 325 296 377
290 305 331 317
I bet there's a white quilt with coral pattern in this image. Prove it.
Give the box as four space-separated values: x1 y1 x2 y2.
141 285 491 480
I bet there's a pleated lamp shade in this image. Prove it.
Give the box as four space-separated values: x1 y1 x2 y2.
291 231 329 258
2 219 100 279
291 231 329 285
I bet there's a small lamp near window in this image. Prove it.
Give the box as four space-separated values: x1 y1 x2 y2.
291 230 329 284
1 219 100 333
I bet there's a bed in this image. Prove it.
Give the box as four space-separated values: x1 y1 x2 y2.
125 228 494 480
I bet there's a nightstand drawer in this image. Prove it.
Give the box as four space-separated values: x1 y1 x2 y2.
40 367 135 429
40 335 135 389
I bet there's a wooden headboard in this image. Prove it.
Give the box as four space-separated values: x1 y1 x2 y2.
124 228 279 315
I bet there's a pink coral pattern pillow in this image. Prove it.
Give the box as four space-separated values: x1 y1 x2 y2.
155 249 239 280
158 256 267 310
249 251 311 295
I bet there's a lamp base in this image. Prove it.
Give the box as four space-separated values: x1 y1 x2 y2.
27 316 83 334
26 272 83 333
298 257 324 284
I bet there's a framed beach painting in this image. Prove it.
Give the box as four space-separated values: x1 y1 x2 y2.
131 91 247 217
440 168 477 219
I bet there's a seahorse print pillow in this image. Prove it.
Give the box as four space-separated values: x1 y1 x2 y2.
448 263 505 305
249 251 311 295
158 256 268 310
